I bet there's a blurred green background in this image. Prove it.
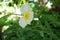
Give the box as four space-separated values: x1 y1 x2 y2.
0 0 60 40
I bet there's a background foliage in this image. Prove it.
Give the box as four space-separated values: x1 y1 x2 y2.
0 0 60 40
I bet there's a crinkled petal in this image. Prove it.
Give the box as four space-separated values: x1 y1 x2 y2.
20 4 32 13
30 11 34 21
19 18 27 28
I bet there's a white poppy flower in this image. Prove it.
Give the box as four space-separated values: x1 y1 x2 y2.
19 4 34 28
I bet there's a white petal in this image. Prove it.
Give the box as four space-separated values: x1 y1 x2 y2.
34 18 39 20
46 1 52 9
24 20 31 24
20 4 32 13
2 26 9 32
29 11 34 21
19 18 27 28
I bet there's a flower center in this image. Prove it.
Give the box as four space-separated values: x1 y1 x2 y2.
24 12 30 21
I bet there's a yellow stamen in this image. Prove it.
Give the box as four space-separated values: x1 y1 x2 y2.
24 12 30 20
